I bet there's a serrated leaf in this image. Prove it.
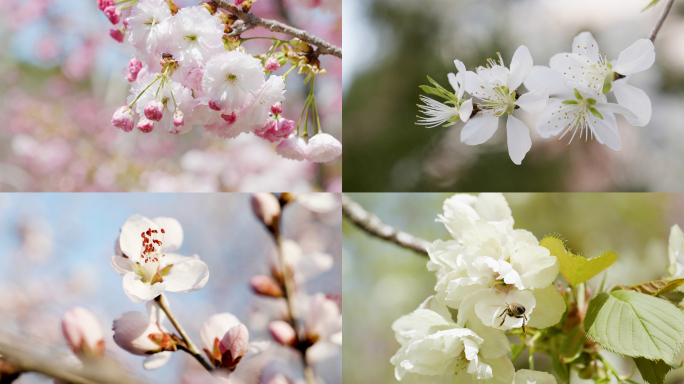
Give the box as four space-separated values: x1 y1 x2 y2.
540 236 616 286
627 279 684 296
510 343 526 362
643 0 661 11
634 358 671 384
585 291 684 365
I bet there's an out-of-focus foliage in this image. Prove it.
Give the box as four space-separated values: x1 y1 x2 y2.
343 0 684 192
343 193 684 383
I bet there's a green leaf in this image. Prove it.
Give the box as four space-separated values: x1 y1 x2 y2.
643 0 661 11
585 290 684 365
509 343 526 362
627 279 684 296
634 358 672 384
540 236 616 286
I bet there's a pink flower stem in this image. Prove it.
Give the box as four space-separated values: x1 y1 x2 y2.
154 294 214 371
128 76 161 108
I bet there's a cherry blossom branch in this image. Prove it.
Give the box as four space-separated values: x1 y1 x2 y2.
214 0 342 58
649 0 676 42
154 294 215 372
342 195 430 256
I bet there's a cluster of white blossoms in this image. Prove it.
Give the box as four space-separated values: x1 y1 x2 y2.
418 32 655 164
106 0 341 163
390 193 566 383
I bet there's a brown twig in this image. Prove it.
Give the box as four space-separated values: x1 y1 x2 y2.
649 0 676 42
215 0 342 58
342 195 431 256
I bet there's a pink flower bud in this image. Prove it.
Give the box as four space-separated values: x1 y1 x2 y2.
127 58 142 77
221 112 236 124
251 193 281 227
306 133 342 163
98 0 114 11
144 100 164 122
208 100 222 111
265 57 280 72
61 307 105 357
255 118 295 143
250 275 283 297
137 117 154 133
103 6 121 24
113 311 174 355
268 321 296 346
173 109 185 127
275 135 308 161
126 73 136 82
183 67 204 91
112 106 135 132
110 28 124 43
270 103 283 115
199 313 242 368
219 324 249 370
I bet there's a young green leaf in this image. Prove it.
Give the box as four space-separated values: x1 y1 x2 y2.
540 236 616 286
585 291 684 365
559 326 585 363
643 0 661 11
626 279 684 296
510 343 526 362
633 358 672 384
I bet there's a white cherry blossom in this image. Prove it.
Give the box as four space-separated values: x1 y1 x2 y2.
202 51 265 111
417 59 473 128
126 0 173 59
668 224 684 279
515 369 557 384
169 6 224 67
110 214 209 303
112 301 174 370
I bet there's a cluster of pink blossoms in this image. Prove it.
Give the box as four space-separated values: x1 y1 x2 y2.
102 0 341 163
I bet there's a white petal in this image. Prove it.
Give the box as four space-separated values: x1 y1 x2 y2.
516 86 548 114
612 39 655 76
587 111 621 151
506 115 532 165
152 217 184 252
479 356 515 384
509 245 559 290
122 272 166 303
162 257 210 293
461 114 499 145
199 313 241 352
111 255 135 276
612 82 651 126
526 285 566 329
669 225 684 275
142 351 173 370
515 369 557 384
454 59 467 99
595 102 637 121
119 215 158 261
473 289 535 330
392 308 453 345
459 98 473 122
572 32 600 63
447 72 459 96
465 316 510 359
523 66 573 99
463 71 498 101
508 45 533 91
535 100 567 138
417 295 454 321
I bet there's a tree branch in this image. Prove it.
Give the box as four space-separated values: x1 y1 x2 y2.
342 195 430 256
649 0 676 42
214 0 342 58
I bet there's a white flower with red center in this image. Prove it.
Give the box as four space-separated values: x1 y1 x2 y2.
202 51 265 111
126 0 173 59
462 46 548 164
549 31 654 126
110 214 209 303
417 59 473 128
113 301 175 369
169 6 224 67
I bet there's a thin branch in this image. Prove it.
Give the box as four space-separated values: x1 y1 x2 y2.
154 294 215 372
342 195 431 256
215 0 342 58
649 0 676 42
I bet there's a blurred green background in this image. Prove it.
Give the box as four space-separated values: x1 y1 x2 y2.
342 193 684 383
342 0 684 192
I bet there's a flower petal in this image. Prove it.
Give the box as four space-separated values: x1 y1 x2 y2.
523 66 573 100
463 71 499 101
199 313 241 352
572 31 600 63
612 38 655 76
612 82 651 126
479 356 515 384
152 217 184 252
587 111 621 151
162 256 209 293
119 214 158 261
509 245 559 290
508 45 533 91
459 98 473 122
535 100 568 138
526 285 566 329
515 369 557 384
111 255 135 276
669 225 684 277
467 289 535 330
460 114 499 145
465 316 510 359
122 272 166 303
506 115 532 165
595 102 637 121
142 351 173 370
454 59 467 99
516 86 548 114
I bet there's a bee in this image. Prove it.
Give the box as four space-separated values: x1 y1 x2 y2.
498 302 528 334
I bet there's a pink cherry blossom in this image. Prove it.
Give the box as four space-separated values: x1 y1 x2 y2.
275 135 308 161
219 324 249 370
268 320 296 346
271 103 283 115
103 6 121 24
110 28 124 43
137 117 154 133
61 307 105 357
98 0 114 11
173 109 185 127
306 133 341 163
112 106 135 132
265 57 281 71
255 118 296 143
251 193 281 226
144 100 164 121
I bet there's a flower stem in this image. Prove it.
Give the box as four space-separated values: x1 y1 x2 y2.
165 77 178 109
310 77 322 134
282 65 297 81
154 294 214 372
128 77 161 108
649 0 675 42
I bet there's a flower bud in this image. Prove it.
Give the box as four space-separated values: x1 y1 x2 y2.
208 100 222 111
137 117 154 133
270 103 283 115
251 193 281 227
144 100 164 122
127 58 143 78
110 28 124 43
306 133 342 163
61 307 106 358
219 324 249 370
250 275 283 297
275 135 308 161
113 311 175 355
199 313 242 368
173 109 185 127
268 320 296 347
200 1 217 14
265 57 281 72
221 112 237 124
97 0 114 11
103 6 121 24
112 106 135 132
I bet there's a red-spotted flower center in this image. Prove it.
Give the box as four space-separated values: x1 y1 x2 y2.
139 228 166 283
